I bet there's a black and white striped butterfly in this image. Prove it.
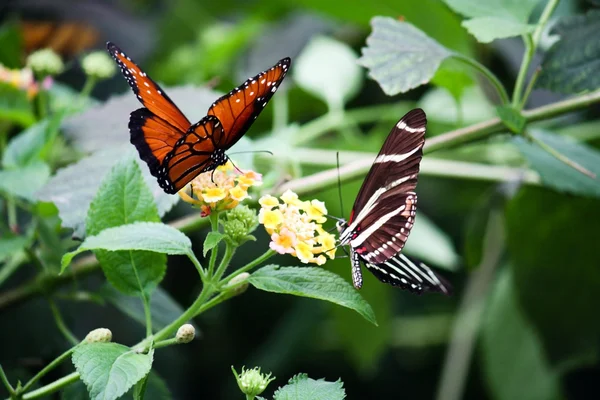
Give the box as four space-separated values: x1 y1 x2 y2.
336 108 450 294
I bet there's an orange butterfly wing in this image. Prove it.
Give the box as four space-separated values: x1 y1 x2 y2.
207 57 290 148
107 42 190 133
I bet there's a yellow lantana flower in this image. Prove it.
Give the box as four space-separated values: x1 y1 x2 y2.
258 191 336 264
178 160 262 216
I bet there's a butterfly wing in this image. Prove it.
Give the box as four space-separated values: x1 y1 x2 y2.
207 57 290 149
107 41 191 133
364 253 451 294
341 109 427 264
131 114 224 194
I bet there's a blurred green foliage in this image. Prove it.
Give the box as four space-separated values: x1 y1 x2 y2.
1 0 600 399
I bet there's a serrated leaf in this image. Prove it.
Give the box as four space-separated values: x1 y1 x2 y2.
274 374 346 400
61 222 193 272
86 159 165 295
481 268 562 400
496 105 526 134
358 17 453 96
203 232 225 257
506 187 600 365
72 343 154 400
462 17 535 43
37 146 178 236
431 59 474 101
249 265 377 325
99 284 197 333
443 0 541 42
294 36 362 109
3 111 65 168
132 372 172 400
537 10 600 93
513 130 600 198
0 161 50 201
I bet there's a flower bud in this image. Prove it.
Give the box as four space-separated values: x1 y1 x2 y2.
232 366 275 397
84 328 112 343
176 324 195 344
82 51 117 80
223 205 259 245
26 49 64 76
225 272 250 296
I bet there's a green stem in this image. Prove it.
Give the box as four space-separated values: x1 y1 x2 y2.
207 212 220 278
527 131 596 178
213 242 236 283
519 67 541 109
19 348 75 393
7 196 17 233
48 298 79 346
223 249 276 285
141 292 153 338
79 76 97 101
512 34 535 108
36 84 49 119
22 372 79 400
149 283 215 343
513 0 560 108
452 53 510 105
291 103 412 146
0 364 15 397
153 338 178 349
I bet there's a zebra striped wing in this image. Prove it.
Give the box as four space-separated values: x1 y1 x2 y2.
339 108 451 294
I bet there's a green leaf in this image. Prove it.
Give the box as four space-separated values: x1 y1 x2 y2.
294 36 362 109
513 130 600 198
249 265 377 325
358 16 453 96
61 222 192 273
404 211 460 270
37 147 179 237
99 284 197 333
463 193 504 270
537 10 600 94
133 372 172 400
506 187 600 365
86 159 165 295
0 82 35 127
72 343 154 400
0 236 30 264
496 105 526 134
461 17 535 43
431 59 474 101
3 112 65 168
0 161 50 201
273 374 346 400
481 268 563 400
443 0 540 42
203 232 225 257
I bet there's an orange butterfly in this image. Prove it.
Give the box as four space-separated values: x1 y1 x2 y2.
107 42 290 194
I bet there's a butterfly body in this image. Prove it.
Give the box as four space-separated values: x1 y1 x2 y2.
107 42 290 194
337 109 450 294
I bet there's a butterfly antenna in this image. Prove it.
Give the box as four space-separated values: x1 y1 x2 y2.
336 152 345 217
228 150 274 157
210 168 217 184
227 158 245 174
